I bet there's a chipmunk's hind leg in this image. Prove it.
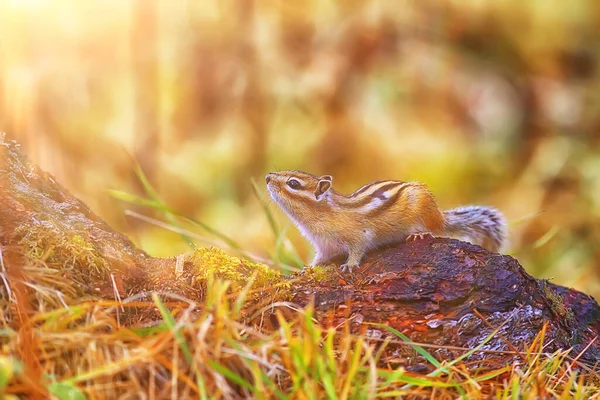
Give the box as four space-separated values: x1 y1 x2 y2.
310 239 344 266
311 251 333 267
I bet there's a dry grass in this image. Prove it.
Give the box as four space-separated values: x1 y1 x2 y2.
1 244 598 399
1 0 599 299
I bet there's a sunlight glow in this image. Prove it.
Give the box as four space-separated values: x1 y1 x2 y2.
8 0 46 8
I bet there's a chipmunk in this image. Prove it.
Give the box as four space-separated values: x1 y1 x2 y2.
266 170 507 274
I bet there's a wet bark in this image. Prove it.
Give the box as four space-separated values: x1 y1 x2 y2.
1 136 599 367
291 239 600 368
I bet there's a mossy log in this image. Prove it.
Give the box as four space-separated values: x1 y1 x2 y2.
1 135 599 367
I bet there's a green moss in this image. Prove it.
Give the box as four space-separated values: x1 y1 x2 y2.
186 247 291 295
305 264 340 282
17 225 108 276
65 234 108 272
542 282 575 326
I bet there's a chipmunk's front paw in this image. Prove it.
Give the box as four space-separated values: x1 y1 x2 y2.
406 232 435 242
340 263 359 274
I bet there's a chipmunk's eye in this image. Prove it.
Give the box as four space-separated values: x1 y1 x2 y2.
287 179 301 189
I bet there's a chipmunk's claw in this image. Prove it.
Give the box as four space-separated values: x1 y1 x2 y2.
340 263 359 274
300 265 313 275
406 232 435 242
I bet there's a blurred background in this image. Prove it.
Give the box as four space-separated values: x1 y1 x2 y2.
1 0 599 298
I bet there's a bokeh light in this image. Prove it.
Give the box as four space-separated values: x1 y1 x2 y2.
1 0 599 297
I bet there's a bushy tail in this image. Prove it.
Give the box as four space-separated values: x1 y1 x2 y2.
443 206 507 252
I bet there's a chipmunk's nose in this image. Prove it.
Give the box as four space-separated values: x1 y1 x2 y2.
265 173 273 184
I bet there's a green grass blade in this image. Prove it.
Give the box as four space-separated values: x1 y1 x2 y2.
111 189 242 250
437 323 504 371
258 369 288 400
472 366 511 382
133 163 197 246
131 161 197 243
234 272 256 315
197 373 208 400
376 370 457 388
370 323 441 368
533 226 559 248
251 177 279 238
110 189 196 247
152 293 193 364
252 177 304 270
207 360 254 392
273 226 305 270
132 160 161 200
48 381 87 400
108 190 164 208
129 323 169 337
152 294 208 398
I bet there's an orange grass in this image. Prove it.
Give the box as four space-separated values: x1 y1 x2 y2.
1 249 599 399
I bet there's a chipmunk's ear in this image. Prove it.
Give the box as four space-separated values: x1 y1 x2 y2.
315 178 332 200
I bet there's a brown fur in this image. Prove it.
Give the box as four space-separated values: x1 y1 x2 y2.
266 170 506 273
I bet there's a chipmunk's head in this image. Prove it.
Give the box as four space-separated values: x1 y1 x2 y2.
266 170 333 217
